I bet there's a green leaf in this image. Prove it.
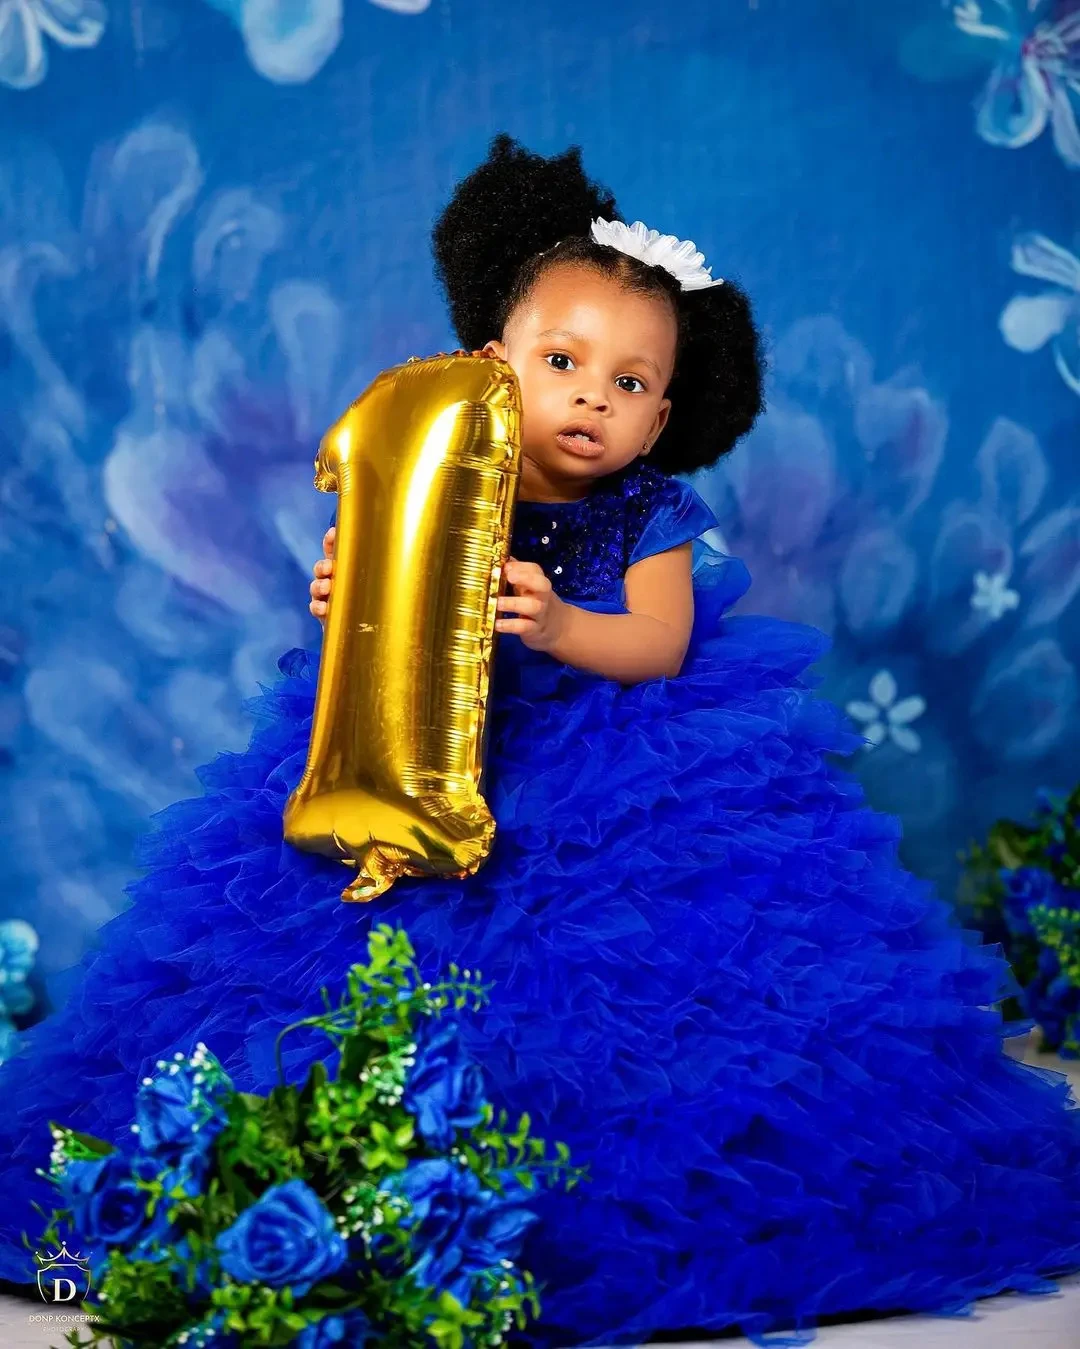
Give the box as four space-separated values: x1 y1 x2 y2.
986 820 1039 870
47 1125 114 1159
297 1059 329 1107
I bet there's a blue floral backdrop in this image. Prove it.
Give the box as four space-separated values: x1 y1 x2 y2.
1 0 1078 1043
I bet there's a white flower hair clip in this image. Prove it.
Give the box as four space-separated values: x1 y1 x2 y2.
589 217 725 291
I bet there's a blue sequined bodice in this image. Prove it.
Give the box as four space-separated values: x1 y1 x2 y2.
509 460 689 604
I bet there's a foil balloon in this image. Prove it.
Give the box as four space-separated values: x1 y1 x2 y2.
284 350 522 903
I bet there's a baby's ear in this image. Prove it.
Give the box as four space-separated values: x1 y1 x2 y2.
482 339 508 361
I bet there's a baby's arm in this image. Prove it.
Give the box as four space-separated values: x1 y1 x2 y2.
312 528 694 681
496 545 694 683
553 544 694 682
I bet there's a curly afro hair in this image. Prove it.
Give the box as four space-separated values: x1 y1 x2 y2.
431 132 764 477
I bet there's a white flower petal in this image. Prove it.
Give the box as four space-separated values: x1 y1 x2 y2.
951 3 1010 43
33 0 106 48
590 217 723 290
863 719 888 748
1052 336 1080 397
845 700 879 723
0 0 46 90
1049 80 1080 169
241 0 343 85
1010 232 1080 291
974 52 1050 149
868 668 897 709
999 291 1073 352
971 572 1019 620
889 695 927 726
889 725 923 755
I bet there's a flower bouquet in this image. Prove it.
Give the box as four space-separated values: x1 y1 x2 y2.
960 785 1080 1059
29 924 587 1348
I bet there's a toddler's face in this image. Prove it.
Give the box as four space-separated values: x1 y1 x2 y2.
483 263 677 502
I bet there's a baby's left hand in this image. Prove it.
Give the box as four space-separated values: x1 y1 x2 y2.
496 558 567 653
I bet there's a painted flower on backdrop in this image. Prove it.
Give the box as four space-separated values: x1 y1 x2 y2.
972 568 1021 618
846 670 927 754
949 0 1080 168
698 316 945 638
1000 232 1080 396
0 0 106 90
204 0 429 85
0 116 405 843
923 414 1080 761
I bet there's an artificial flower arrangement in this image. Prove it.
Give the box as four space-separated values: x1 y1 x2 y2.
29 925 587 1348
960 784 1080 1060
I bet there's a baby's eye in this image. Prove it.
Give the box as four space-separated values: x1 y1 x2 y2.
616 375 646 394
544 353 575 371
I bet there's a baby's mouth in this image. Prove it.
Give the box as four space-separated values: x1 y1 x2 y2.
555 422 605 457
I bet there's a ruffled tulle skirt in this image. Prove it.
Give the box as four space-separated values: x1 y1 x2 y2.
1 551 1079 1347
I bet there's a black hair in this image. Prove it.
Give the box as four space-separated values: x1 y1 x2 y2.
431 133 765 477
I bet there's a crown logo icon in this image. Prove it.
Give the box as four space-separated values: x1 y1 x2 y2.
35 1240 93 1304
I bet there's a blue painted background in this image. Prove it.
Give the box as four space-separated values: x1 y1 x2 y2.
1 0 1078 1042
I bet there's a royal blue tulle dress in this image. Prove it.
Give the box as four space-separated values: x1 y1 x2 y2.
2 457 1079 1346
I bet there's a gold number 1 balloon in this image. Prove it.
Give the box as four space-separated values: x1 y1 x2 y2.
283 350 522 902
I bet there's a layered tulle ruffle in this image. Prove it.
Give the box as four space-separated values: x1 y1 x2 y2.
0 548 1079 1346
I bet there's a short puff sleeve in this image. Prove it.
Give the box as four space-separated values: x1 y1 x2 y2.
627 476 721 568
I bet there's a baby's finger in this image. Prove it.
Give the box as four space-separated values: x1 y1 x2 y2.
323 526 336 559
495 617 531 634
496 594 541 616
309 598 327 618
505 558 547 589
313 558 334 579
310 577 331 598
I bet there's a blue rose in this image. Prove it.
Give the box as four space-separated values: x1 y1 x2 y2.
135 1057 228 1162
383 1159 537 1303
60 1152 164 1271
403 1017 488 1149
291 1309 375 1348
999 866 1061 938
215 1179 346 1295
1019 942 1080 1056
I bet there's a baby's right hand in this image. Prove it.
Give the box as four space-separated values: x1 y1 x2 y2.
309 526 335 623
